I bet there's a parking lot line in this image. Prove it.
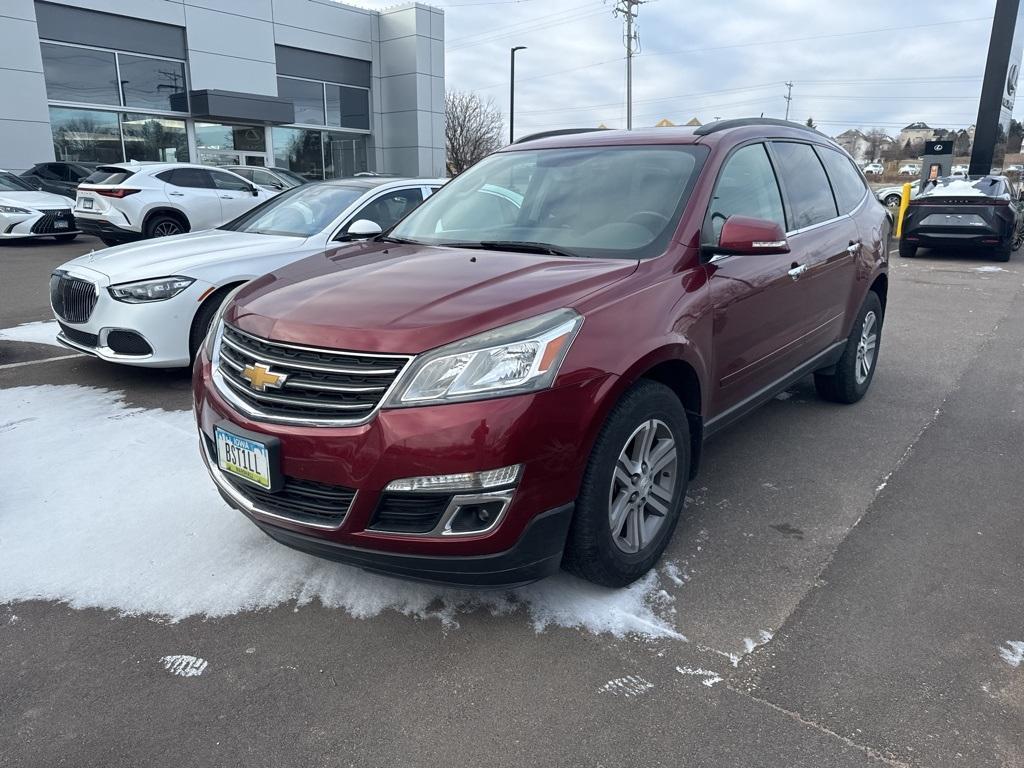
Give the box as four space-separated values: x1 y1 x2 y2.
0 353 83 371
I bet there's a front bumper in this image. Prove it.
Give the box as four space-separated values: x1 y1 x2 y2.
0 209 79 239
194 352 612 584
52 269 214 367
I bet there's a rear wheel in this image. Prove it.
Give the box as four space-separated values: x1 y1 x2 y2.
898 239 917 258
563 380 690 587
814 291 883 404
53 233 78 243
994 243 1012 262
99 236 122 247
145 214 187 239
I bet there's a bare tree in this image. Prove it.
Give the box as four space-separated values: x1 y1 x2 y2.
445 91 504 175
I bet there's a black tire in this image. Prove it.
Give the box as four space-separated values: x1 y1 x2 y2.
814 291 884 404
994 244 1012 262
53 233 78 243
145 213 187 239
563 380 690 587
188 285 238 364
99 236 122 247
898 239 917 258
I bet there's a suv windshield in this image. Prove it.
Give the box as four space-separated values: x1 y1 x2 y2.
391 144 708 259
0 172 35 192
221 182 363 237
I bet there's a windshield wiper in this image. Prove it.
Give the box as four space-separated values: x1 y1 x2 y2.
376 235 420 245
476 240 583 258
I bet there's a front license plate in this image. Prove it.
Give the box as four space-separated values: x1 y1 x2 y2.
215 425 273 490
81 198 93 210
53 219 69 229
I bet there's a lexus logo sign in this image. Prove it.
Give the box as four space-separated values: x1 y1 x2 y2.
934 144 943 151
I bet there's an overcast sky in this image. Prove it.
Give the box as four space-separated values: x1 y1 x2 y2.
350 0 998 139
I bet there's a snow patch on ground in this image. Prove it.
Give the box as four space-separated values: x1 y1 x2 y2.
0 385 684 640
972 266 1008 273
743 629 774 654
0 320 60 347
161 655 208 677
676 666 723 687
599 675 654 697
999 641 1024 667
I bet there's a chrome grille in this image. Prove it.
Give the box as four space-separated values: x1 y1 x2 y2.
49 271 98 324
214 323 412 425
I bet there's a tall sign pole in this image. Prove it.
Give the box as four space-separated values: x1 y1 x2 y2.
614 0 645 130
510 46 526 145
970 0 1024 175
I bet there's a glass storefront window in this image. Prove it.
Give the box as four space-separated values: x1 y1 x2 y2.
326 85 370 131
325 132 369 177
273 127 325 180
50 107 122 163
121 114 189 162
278 77 325 126
195 123 266 152
118 55 187 112
41 43 119 106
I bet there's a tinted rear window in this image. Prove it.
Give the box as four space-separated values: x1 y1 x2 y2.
85 167 136 185
816 147 868 214
771 142 839 229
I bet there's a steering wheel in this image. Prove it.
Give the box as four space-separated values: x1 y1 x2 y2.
626 210 671 233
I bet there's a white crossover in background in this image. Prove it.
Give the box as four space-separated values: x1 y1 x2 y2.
73 162 276 246
51 176 446 367
0 170 80 241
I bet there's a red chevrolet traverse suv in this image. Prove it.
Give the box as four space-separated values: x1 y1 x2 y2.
193 119 890 588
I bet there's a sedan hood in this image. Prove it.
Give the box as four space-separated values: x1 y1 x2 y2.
231 242 638 354
61 229 302 282
0 190 71 209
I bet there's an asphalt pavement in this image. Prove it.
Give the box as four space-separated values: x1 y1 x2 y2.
1 236 1021 767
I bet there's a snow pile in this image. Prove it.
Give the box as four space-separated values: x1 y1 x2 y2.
0 385 683 639
161 655 208 677
0 321 60 347
1000 641 1024 668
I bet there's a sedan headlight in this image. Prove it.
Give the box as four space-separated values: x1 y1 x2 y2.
0 205 30 215
108 276 195 303
388 309 583 406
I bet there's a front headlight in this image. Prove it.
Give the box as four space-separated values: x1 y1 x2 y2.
0 205 30 215
387 309 583 406
108 276 195 303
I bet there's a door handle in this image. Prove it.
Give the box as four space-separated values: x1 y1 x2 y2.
847 241 862 255
788 263 808 279
168 191 184 197
220 195 233 199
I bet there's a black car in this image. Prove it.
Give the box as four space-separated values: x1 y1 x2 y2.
900 175 1023 262
21 161 98 199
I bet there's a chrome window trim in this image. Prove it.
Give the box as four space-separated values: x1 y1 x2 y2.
786 212 852 237
374 489 516 538
199 433 355 531
211 322 415 428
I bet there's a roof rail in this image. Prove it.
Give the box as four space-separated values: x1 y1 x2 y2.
512 128 609 145
693 117 825 137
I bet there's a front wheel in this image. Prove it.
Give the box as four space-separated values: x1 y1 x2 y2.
815 291 883 404
563 380 690 587
883 194 901 209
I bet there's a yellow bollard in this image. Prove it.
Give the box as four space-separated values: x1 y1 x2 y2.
895 182 912 238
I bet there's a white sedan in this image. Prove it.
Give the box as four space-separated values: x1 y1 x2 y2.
0 170 81 242
51 176 445 367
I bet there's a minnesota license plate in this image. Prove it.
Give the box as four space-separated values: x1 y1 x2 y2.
215 425 273 489
54 220 69 229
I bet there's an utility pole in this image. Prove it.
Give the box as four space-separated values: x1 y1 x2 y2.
784 81 794 121
614 0 645 130
509 46 527 144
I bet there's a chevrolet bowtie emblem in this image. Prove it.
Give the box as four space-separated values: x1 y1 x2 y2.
240 362 287 392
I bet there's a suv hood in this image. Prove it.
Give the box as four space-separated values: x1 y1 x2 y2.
61 229 301 282
0 190 71 209
230 242 638 354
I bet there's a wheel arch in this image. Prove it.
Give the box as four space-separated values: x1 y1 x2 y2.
143 206 190 234
188 280 248 351
869 272 888 312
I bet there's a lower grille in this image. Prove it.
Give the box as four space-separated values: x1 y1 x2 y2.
106 330 152 355
32 209 76 234
50 272 98 323
57 321 98 348
206 436 355 527
214 323 412 425
370 493 452 534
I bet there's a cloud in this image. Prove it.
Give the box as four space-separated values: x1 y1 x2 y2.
348 0 999 137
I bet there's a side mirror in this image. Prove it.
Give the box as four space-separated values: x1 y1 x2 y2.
345 219 383 240
707 215 790 257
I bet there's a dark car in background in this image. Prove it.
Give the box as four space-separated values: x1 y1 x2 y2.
22 162 98 199
193 118 890 588
224 166 308 192
900 175 1023 261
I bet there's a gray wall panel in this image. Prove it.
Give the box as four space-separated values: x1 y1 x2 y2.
34 1 186 58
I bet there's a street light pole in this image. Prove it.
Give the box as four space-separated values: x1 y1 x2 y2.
510 46 527 144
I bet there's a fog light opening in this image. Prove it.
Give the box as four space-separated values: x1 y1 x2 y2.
446 500 506 534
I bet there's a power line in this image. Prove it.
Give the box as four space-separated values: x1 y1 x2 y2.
446 1 603 47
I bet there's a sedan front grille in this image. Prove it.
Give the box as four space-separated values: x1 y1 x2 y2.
31 209 76 234
214 323 412 425
50 272 98 323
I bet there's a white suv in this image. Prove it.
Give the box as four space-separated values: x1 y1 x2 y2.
861 162 884 176
74 162 274 246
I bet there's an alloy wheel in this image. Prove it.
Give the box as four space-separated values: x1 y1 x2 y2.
153 221 182 237
855 310 878 385
608 418 678 554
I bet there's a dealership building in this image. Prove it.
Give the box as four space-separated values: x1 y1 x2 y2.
0 0 446 179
